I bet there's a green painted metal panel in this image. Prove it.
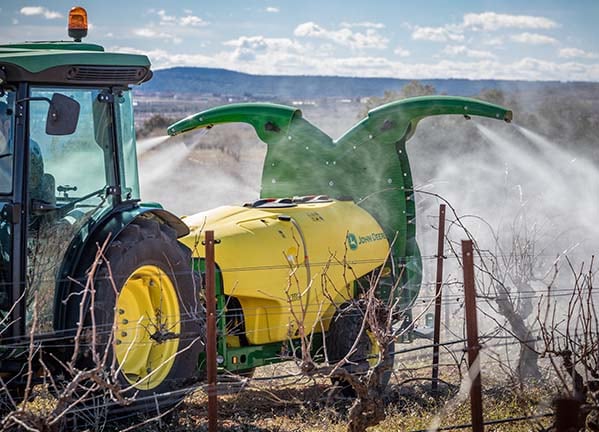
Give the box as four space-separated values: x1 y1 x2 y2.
0 42 104 52
0 42 150 73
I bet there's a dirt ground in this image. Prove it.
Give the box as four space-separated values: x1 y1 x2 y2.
126 362 552 432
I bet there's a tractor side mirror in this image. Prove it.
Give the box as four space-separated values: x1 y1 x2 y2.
46 93 80 136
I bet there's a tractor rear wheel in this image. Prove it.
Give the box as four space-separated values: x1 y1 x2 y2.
326 302 393 397
76 218 203 421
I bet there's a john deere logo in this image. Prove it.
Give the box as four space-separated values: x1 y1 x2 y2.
347 233 358 250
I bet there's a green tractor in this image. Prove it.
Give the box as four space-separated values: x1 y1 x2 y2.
0 6 512 423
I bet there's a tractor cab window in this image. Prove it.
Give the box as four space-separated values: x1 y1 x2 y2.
28 87 114 209
26 87 116 330
115 90 140 200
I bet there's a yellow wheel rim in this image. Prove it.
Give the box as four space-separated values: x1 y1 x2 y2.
114 265 181 390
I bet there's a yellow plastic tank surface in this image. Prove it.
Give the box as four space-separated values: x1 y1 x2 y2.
180 198 389 345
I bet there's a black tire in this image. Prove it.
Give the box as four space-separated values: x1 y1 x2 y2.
326 302 393 397
70 218 203 425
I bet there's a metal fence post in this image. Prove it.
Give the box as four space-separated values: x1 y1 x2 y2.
431 204 446 392
205 230 218 432
462 239 484 432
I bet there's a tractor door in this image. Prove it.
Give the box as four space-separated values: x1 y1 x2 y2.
0 89 17 337
25 87 121 332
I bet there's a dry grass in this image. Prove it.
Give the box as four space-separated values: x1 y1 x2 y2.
118 361 553 432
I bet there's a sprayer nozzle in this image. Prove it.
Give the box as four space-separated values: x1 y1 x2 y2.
504 111 513 123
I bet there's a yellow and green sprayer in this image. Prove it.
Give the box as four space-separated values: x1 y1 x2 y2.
0 6 512 421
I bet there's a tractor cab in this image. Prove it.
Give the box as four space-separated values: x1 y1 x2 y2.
0 8 152 341
0 9 201 412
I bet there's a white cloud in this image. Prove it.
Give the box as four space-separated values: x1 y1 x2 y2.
510 32 558 45
340 22 385 29
223 36 303 51
442 45 496 59
134 28 159 37
462 12 558 31
410 12 558 44
133 28 182 44
559 47 598 59
294 22 388 49
111 46 221 70
154 9 208 27
412 26 464 42
394 46 410 57
223 36 305 62
20 6 62 20
180 15 208 27
157 9 176 23
265 7 280 13
482 37 504 47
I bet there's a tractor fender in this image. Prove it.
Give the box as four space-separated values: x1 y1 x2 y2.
53 204 189 332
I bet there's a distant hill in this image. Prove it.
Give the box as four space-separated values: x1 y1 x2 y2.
139 67 599 99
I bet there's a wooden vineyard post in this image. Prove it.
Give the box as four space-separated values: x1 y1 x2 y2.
205 230 218 432
462 240 484 432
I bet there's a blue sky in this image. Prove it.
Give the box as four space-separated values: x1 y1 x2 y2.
1 0 598 81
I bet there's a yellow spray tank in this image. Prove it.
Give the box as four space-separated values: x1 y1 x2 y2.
180 196 389 345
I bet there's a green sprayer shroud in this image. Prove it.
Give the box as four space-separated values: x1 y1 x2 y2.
169 96 512 307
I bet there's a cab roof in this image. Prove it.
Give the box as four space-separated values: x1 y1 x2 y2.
0 41 152 86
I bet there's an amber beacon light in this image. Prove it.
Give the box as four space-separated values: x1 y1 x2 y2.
68 6 88 42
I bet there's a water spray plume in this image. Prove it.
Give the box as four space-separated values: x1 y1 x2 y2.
138 127 261 214
476 124 557 196
440 122 599 259
136 135 171 155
